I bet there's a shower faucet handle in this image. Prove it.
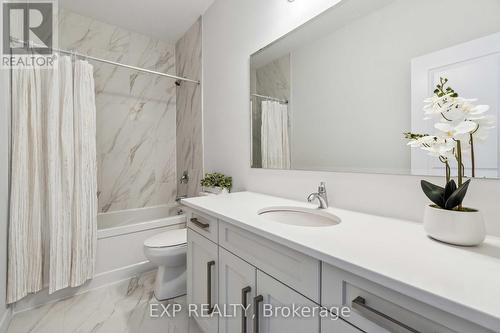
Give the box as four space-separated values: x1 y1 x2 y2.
180 171 189 184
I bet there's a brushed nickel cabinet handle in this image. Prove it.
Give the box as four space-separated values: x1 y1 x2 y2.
207 260 216 314
241 286 252 333
253 295 264 333
191 217 210 229
352 296 421 333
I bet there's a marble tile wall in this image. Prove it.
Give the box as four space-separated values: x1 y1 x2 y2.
58 9 178 213
251 54 291 168
175 18 203 197
255 54 291 100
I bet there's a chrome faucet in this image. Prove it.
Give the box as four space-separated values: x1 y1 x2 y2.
307 182 329 209
175 195 187 203
180 171 189 184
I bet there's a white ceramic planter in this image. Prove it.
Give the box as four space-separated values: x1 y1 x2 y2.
202 186 229 195
423 205 486 246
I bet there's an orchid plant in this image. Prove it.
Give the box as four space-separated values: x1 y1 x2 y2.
405 78 495 211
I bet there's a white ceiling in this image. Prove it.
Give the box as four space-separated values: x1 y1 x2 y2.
59 0 214 43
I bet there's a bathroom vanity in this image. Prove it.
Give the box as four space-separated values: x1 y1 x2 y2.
182 192 500 333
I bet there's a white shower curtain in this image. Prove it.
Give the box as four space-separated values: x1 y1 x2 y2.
261 101 291 169
7 56 97 304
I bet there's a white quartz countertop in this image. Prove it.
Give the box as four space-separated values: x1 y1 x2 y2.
182 191 500 331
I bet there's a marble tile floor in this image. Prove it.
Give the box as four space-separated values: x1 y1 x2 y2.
7 271 201 333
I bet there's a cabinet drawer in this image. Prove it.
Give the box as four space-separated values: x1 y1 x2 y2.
219 220 320 303
321 318 363 333
186 209 218 243
322 264 493 333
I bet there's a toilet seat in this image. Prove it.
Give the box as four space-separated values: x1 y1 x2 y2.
144 228 187 248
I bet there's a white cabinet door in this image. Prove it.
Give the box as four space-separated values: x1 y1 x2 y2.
187 229 218 333
322 318 364 333
255 271 320 333
219 248 256 333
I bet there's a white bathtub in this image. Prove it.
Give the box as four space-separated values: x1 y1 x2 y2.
95 204 187 276
97 204 185 237
98 203 184 229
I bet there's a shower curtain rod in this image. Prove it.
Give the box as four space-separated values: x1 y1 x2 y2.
11 38 200 84
251 93 288 104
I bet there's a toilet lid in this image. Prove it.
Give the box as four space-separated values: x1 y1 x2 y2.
144 228 187 248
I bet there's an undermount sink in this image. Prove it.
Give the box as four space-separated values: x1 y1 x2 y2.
257 206 341 227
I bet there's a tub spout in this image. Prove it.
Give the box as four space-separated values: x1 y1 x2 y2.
175 195 187 203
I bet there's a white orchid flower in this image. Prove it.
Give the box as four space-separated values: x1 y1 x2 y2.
439 98 481 122
434 121 477 141
457 97 478 103
468 104 490 115
467 115 496 141
409 78 493 182
407 135 437 147
421 140 455 159
407 135 455 159
423 93 458 115
424 96 486 122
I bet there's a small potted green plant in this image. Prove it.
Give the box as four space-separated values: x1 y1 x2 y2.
200 172 233 195
405 78 495 246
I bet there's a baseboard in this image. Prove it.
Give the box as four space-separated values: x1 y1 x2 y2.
13 261 156 314
0 308 12 333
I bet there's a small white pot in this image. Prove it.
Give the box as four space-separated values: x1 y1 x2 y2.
202 186 229 195
202 186 222 194
423 205 486 246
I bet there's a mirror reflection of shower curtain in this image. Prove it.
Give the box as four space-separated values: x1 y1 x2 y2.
261 101 291 169
7 56 98 304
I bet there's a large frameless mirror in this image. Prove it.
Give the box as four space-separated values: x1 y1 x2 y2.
250 0 500 179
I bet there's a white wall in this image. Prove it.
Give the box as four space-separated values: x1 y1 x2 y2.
0 3 11 327
202 0 500 237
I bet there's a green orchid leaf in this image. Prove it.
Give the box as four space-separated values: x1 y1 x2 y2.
421 180 446 208
444 180 457 202
445 179 471 210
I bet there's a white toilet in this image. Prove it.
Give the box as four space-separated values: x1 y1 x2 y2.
143 228 187 300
